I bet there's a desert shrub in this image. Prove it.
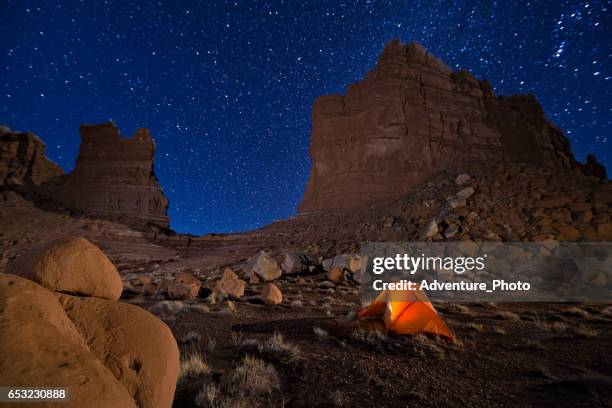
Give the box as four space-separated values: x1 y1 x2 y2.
572 324 598 338
231 355 280 397
178 345 210 384
412 334 445 360
257 332 300 363
230 331 245 347
466 322 484 332
313 326 328 339
351 328 386 346
495 310 521 321
563 306 591 319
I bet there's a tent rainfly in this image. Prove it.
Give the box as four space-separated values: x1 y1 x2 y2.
358 289 453 339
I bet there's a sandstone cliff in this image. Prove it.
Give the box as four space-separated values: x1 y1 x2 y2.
48 123 169 229
0 126 63 186
299 40 592 212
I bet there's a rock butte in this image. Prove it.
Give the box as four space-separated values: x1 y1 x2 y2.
0 125 63 186
46 122 170 229
299 39 599 212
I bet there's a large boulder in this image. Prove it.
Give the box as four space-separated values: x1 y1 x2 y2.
215 267 246 298
8 236 123 300
281 253 317 274
0 275 136 408
58 294 180 408
247 251 282 282
167 271 201 300
322 254 361 273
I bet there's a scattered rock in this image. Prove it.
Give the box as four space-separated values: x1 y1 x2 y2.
281 252 316 274
327 266 344 283
167 282 200 300
247 251 282 282
447 196 466 209
262 283 282 305
455 173 471 185
422 219 439 239
596 222 612 240
456 187 475 200
322 254 360 272
135 276 152 286
7 236 123 300
444 225 460 239
167 272 201 300
215 267 246 298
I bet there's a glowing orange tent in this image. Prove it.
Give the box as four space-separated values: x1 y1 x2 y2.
358 289 453 339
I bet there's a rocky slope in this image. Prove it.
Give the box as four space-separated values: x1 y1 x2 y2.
300 40 599 212
0 125 63 186
46 122 170 230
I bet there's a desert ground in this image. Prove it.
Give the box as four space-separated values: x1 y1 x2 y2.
2 163 611 407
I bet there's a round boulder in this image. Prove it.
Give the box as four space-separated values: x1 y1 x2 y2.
0 274 136 408
8 236 123 300
58 294 180 408
262 282 282 305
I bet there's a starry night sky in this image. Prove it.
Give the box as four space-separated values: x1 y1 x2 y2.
2 0 611 235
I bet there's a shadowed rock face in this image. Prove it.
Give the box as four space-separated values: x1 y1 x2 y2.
0 126 63 186
50 122 169 229
299 39 581 212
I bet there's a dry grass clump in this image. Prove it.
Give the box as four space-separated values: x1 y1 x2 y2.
525 339 545 350
330 390 349 407
230 331 245 347
149 300 186 315
178 345 210 384
207 336 217 353
313 326 328 339
563 306 591 319
412 334 446 360
231 355 280 397
572 324 599 338
257 332 300 363
179 331 202 344
194 384 246 408
532 315 568 332
193 355 280 407
466 322 484 332
351 328 386 346
190 304 211 314
495 310 521 322
447 304 474 316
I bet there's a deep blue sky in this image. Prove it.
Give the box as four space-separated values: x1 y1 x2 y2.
2 0 611 235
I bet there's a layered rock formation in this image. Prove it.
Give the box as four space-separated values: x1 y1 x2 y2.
300 39 596 212
0 125 63 186
49 123 169 229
